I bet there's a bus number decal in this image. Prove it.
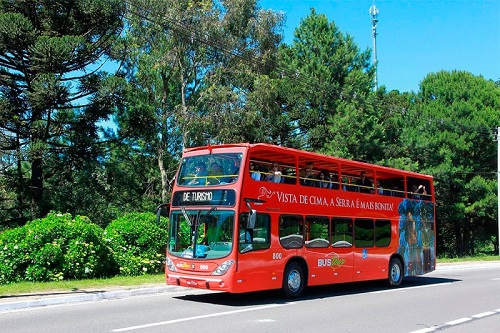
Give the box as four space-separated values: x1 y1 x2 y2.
272 253 282 260
199 264 209 270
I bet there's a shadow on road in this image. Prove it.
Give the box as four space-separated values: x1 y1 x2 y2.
175 275 461 306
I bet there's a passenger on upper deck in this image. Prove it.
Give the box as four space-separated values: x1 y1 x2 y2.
208 162 224 184
356 172 373 193
300 163 315 186
411 184 427 199
229 159 241 182
265 162 282 183
317 171 331 189
188 162 208 185
249 162 261 181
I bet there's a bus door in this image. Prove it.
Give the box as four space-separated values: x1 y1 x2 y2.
236 212 277 292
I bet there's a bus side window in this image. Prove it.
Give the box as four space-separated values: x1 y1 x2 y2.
238 213 271 253
279 215 304 249
331 217 353 248
354 218 374 248
305 216 329 248
375 220 391 247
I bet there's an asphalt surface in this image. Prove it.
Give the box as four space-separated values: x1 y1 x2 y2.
1 261 499 312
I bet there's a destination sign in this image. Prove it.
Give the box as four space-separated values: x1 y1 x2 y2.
172 190 236 207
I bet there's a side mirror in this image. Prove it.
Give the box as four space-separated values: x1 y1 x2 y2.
156 203 170 225
247 209 256 229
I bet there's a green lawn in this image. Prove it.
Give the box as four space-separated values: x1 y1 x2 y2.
0 274 165 297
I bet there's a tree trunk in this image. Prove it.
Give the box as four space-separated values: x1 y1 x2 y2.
30 157 43 217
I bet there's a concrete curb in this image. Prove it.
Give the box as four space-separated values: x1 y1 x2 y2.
0 286 179 312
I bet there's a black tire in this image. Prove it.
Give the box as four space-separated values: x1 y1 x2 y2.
388 258 403 287
282 262 305 298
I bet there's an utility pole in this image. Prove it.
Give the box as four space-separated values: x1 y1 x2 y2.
369 3 379 90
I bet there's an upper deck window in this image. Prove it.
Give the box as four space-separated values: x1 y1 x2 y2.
177 153 243 186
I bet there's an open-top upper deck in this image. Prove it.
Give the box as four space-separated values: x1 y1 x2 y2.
178 143 434 201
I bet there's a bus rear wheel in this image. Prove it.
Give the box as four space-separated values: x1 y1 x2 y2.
282 262 305 298
388 258 403 287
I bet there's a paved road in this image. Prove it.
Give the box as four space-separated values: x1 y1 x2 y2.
0 261 499 333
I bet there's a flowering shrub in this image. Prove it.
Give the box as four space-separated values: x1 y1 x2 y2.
0 212 117 284
104 212 167 276
0 227 29 284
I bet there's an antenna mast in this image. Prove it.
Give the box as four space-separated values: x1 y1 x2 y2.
369 3 379 90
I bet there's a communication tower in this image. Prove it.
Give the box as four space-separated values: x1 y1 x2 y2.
369 3 379 90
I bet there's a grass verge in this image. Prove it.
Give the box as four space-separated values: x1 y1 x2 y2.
0 274 165 297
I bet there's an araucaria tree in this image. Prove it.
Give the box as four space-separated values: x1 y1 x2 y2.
0 0 124 224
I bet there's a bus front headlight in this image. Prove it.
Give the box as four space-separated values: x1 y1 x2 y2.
166 256 177 272
212 260 234 276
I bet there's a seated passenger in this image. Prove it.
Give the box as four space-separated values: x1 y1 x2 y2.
230 159 241 181
317 171 331 189
249 162 261 181
343 178 357 191
208 162 224 184
330 173 340 189
300 163 315 186
356 172 373 193
265 162 282 183
188 162 208 185
411 184 427 199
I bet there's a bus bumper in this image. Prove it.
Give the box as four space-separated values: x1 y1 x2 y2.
167 274 229 291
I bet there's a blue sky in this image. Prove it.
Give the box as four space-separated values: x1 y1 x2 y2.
260 0 500 93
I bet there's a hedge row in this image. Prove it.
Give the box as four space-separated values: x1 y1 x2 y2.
0 211 167 285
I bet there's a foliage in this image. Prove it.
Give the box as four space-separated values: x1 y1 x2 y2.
104 212 167 276
0 0 125 224
116 0 284 203
273 9 378 156
402 71 500 256
0 212 116 284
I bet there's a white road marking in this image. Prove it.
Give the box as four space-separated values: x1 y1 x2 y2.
471 311 496 318
112 302 295 332
445 317 472 325
409 308 500 333
410 327 438 333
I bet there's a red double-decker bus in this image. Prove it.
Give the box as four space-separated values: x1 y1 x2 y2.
160 143 435 297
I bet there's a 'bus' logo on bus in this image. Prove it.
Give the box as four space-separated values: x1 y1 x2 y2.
318 253 346 271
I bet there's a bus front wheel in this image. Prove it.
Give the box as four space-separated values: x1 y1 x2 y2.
388 258 403 287
282 262 305 298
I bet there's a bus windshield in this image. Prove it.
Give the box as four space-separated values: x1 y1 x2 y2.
177 153 242 186
168 209 234 259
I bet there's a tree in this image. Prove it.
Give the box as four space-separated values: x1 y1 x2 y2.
118 0 283 202
402 71 500 256
270 9 379 158
0 0 124 225
372 87 419 168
